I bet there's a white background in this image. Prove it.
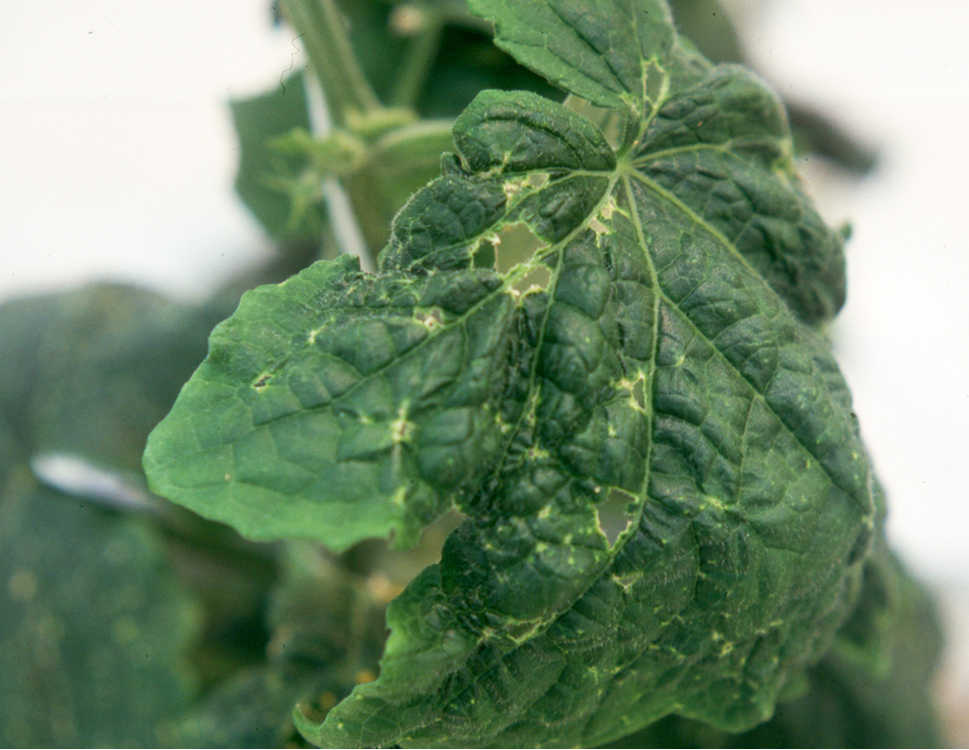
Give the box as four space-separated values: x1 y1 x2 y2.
1 0 967 735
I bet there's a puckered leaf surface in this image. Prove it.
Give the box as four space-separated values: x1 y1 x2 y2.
607 535 944 748
145 0 873 746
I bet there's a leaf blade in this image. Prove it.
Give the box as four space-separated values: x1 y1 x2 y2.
306 78 872 746
467 0 679 111
147 2 876 746
144 255 521 551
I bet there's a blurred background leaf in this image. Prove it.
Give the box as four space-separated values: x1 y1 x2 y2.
0 478 201 747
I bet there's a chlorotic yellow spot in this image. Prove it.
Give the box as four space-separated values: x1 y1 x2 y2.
600 194 620 220
391 417 414 443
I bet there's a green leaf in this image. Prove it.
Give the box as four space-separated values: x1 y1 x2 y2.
147 1 874 746
608 541 944 748
630 64 847 322
0 481 201 747
467 0 702 114
145 254 520 551
300 92 872 749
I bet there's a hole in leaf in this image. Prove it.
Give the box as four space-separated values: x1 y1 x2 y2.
494 222 546 273
512 264 553 296
644 59 668 104
471 239 496 269
616 372 648 412
633 377 646 410
527 171 549 189
595 488 638 547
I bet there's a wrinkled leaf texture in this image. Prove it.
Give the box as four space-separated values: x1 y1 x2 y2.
144 0 876 746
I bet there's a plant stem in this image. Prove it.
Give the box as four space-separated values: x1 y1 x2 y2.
390 11 445 108
281 0 382 127
302 71 378 270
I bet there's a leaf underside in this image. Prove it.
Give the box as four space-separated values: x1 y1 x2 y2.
144 0 874 746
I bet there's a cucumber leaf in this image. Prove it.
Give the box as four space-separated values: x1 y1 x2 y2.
608 540 945 748
145 0 874 746
466 0 683 113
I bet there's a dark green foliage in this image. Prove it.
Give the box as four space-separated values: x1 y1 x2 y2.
0 285 219 478
0 285 272 746
143 1 914 746
28 286 219 475
337 0 562 116
0 0 934 747
607 542 945 748
176 543 388 748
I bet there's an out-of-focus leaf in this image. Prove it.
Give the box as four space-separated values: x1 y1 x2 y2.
785 101 878 175
266 543 388 673
668 0 744 64
415 22 564 116
0 283 288 727
0 293 64 441
0 481 201 747
177 542 388 747
26 284 218 478
336 0 560 117
176 666 314 749
336 0 411 101
0 416 21 491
